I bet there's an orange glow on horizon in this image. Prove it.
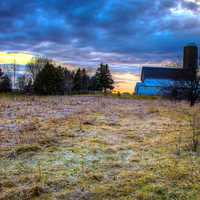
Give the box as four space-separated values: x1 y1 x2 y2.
112 73 140 94
0 52 139 93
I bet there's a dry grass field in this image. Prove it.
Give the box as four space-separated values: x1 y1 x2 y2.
0 94 200 200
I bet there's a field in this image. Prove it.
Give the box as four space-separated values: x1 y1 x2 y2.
0 95 200 200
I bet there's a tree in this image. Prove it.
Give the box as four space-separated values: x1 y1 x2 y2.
63 68 74 94
34 63 66 95
12 59 17 89
89 75 101 91
93 63 114 93
0 68 12 92
27 56 51 82
80 68 90 92
73 68 82 92
18 75 26 92
17 74 33 93
167 68 200 106
72 68 90 93
0 68 3 77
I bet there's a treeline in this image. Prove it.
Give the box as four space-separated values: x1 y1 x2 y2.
0 57 114 95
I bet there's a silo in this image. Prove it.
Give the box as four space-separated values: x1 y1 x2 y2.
183 44 198 70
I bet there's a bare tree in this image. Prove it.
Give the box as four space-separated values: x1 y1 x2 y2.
17 73 32 93
27 56 51 82
167 68 200 106
13 58 16 89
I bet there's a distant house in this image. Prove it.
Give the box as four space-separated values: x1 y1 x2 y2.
135 44 199 96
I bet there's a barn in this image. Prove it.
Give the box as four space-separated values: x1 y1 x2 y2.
135 44 199 96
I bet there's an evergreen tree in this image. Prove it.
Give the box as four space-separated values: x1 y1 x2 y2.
80 68 90 92
0 68 12 92
93 64 114 92
73 68 82 92
0 75 12 92
27 56 51 82
34 63 66 95
73 68 90 93
0 68 3 77
55 66 66 94
89 75 101 91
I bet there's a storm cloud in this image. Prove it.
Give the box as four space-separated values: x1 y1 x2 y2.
0 0 200 66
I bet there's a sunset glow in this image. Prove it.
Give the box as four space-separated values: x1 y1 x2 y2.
0 1 200 199
0 0 200 93
113 73 140 94
0 52 139 93
0 52 33 65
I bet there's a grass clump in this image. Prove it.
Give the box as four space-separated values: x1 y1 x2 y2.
0 185 44 200
9 144 42 158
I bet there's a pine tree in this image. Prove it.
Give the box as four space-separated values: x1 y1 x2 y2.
27 56 51 82
80 68 90 92
55 66 66 94
0 68 3 77
73 68 82 92
72 68 90 93
94 63 114 93
0 75 12 92
89 75 98 91
0 68 12 92
34 63 66 95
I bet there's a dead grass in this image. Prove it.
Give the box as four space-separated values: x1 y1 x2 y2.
0 95 200 199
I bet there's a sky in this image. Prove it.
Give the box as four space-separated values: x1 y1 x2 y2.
0 0 200 93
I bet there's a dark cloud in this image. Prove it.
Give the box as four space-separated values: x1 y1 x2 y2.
0 0 199 66
181 0 199 11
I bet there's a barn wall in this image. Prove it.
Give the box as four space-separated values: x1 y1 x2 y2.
135 79 174 96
